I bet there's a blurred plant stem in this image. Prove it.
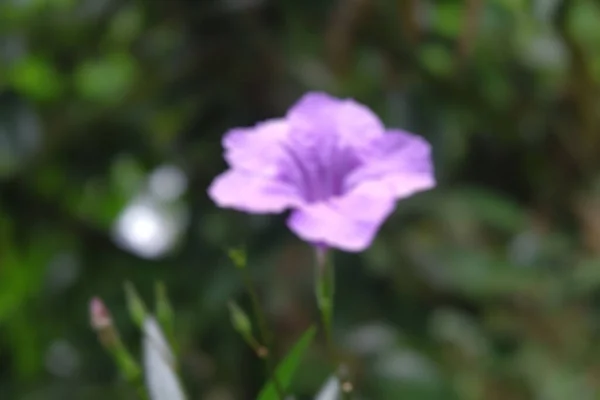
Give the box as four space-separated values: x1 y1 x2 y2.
457 0 483 64
155 282 178 356
315 247 334 349
314 247 353 400
231 249 286 400
90 298 148 400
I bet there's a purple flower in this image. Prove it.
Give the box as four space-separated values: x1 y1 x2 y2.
208 92 435 251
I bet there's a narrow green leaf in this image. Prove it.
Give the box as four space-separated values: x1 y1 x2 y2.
155 281 177 354
228 301 253 338
257 326 316 400
227 247 247 269
124 282 148 328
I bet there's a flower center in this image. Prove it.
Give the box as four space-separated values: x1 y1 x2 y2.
281 141 359 204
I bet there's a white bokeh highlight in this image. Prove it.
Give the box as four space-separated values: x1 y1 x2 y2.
112 164 188 259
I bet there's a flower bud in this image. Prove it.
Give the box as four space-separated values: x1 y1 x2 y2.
227 247 247 269
90 297 112 331
90 297 119 349
228 301 252 337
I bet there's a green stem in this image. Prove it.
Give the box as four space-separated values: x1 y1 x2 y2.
314 247 352 400
241 268 286 400
105 332 148 400
315 250 335 351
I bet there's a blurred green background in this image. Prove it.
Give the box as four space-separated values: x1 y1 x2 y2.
3 0 600 398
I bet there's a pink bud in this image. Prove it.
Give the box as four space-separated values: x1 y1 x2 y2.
90 297 112 330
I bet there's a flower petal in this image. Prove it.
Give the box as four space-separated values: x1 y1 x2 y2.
208 169 302 213
345 129 436 198
222 118 289 175
286 193 396 251
273 92 385 202
287 92 384 146
143 317 186 400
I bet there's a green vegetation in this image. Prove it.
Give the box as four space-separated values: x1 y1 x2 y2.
3 0 600 398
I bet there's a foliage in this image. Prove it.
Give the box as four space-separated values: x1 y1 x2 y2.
2 0 600 398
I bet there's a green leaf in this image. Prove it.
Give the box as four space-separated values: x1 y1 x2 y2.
257 326 316 400
10 56 63 101
110 154 146 198
155 281 176 347
227 247 247 269
432 2 464 38
228 301 253 339
107 4 144 45
419 44 455 78
74 53 136 103
124 281 148 328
